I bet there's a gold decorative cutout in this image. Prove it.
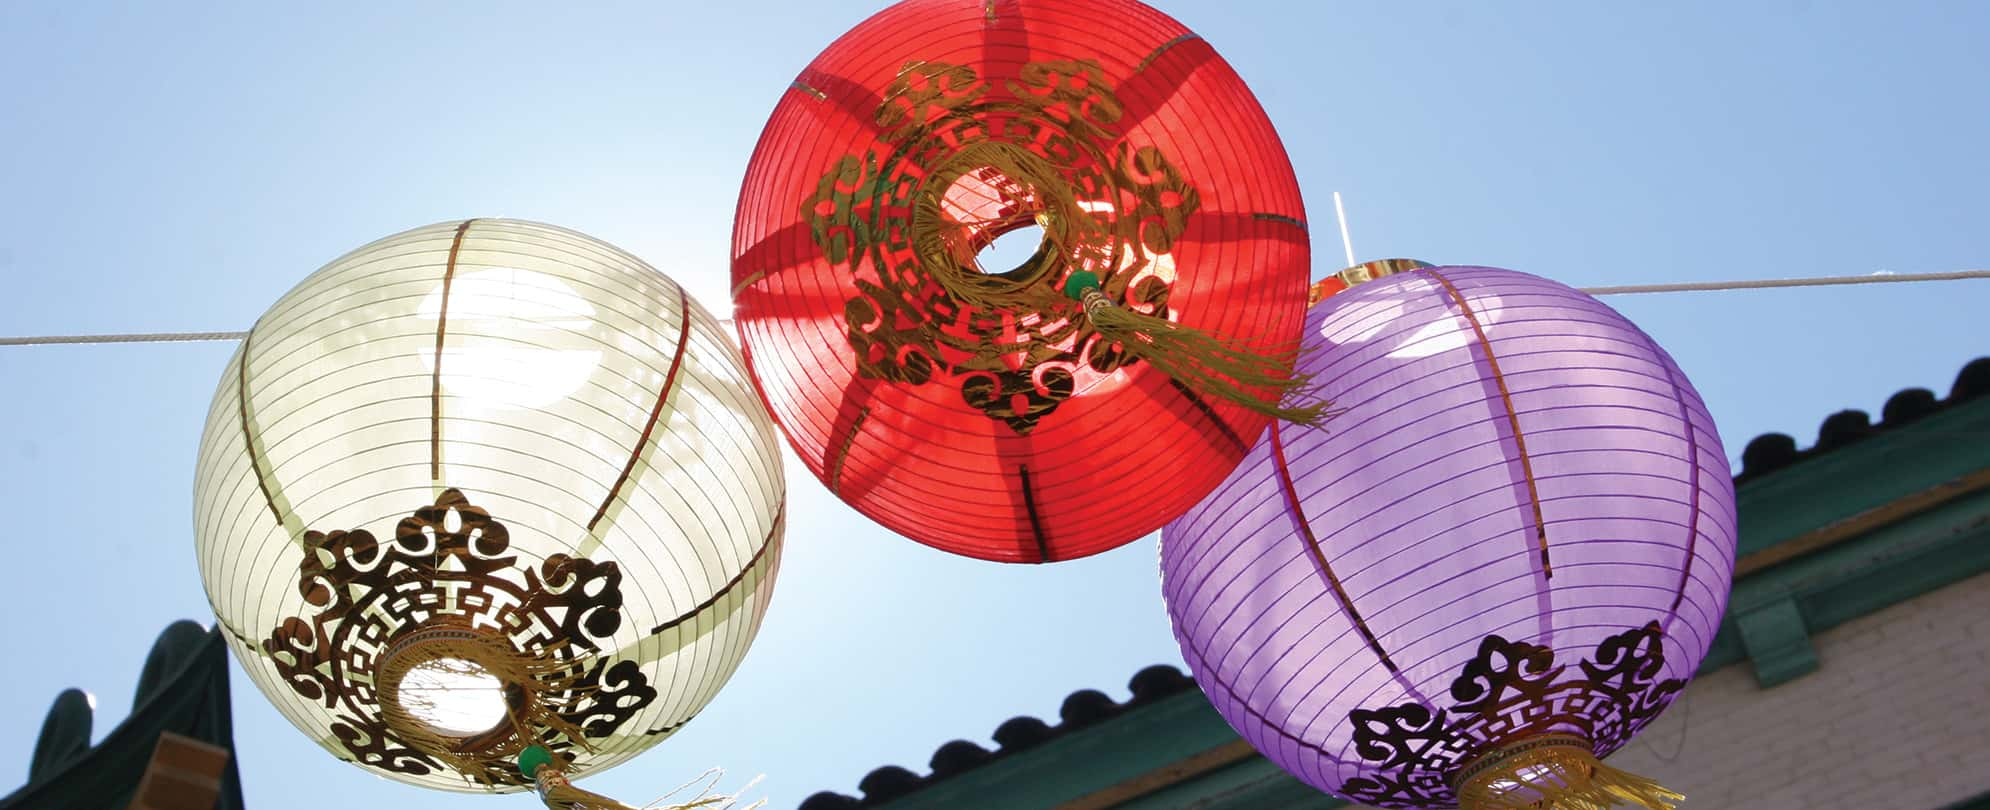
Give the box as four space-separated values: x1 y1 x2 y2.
803 59 1198 433
261 489 653 787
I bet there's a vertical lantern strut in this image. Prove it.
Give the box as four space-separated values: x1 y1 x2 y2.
1422 268 1553 580
1016 464 1051 563
1639 335 1704 629
430 218 477 482
1168 379 1250 453
235 332 282 527
1136 33 1202 74
828 406 870 497
233 330 304 542
642 509 786 640
1268 422 1402 675
588 284 695 535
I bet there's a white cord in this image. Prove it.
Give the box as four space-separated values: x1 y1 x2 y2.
0 330 250 346
1579 269 1990 296
1 270 1985 347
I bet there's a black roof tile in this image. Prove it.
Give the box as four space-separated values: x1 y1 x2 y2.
928 740 993 777
1734 357 1987 481
857 766 923 803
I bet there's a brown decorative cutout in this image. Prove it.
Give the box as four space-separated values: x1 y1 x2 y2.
803 59 1196 433
1341 622 1685 808
260 489 653 787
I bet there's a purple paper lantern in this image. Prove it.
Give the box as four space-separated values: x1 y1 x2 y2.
1161 265 1737 810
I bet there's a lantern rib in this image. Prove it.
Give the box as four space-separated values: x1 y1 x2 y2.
1250 212 1308 232
429 219 476 482
588 287 695 534
1115 32 1215 134
828 405 871 497
787 80 828 102
1017 464 1052 563
730 269 768 298
790 69 887 136
645 510 784 638
730 221 822 303
1421 268 1554 582
981 2 1027 76
1267 421 1403 675
1169 616 1358 770
1648 347 1704 630
1167 378 1249 452
1135 33 1202 74
232 332 298 539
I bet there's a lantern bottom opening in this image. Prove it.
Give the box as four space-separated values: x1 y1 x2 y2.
371 617 590 779
1452 733 1683 810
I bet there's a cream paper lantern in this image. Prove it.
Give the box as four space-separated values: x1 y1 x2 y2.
192 219 784 793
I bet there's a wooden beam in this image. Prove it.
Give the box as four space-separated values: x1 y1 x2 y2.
1733 467 1990 577
1056 740 1259 810
1733 397 1990 558
128 732 229 810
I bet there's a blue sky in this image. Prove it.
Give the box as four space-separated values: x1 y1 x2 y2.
2 1 1986 807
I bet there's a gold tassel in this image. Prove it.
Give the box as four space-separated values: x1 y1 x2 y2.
534 764 642 810
1454 735 1683 810
907 139 1326 425
1071 274 1326 424
521 746 766 810
908 139 1102 317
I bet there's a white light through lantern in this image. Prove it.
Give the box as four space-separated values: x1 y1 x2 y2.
395 658 508 736
414 267 603 409
1321 274 1507 358
192 219 785 794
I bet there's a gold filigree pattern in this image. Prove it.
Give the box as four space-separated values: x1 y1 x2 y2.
261 489 653 787
804 59 1198 433
1340 622 1685 808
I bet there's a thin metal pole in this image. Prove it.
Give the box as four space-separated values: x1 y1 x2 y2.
1333 191 1357 269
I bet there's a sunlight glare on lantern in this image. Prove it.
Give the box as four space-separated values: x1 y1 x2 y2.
416 267 603 409
1320 275 1504 359
396 658 507 736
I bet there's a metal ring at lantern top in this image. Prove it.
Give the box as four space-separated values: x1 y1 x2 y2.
731 0 1311 562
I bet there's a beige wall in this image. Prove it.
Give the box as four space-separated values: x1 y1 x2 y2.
1354 571 1990 810
1610 570 1990 809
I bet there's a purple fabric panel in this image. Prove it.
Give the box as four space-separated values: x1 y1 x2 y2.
1160 266 1739 798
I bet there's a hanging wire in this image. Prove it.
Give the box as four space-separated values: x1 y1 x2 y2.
1639 688 1691 764
1580 269 1990 296
0 330 250 346
0 269 1985 348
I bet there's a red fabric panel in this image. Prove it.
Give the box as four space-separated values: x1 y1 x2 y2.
731 0 1309 562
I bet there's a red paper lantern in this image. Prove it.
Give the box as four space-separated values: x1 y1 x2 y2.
731 0 1310 562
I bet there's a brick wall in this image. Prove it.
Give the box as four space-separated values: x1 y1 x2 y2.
1353 571 1990 810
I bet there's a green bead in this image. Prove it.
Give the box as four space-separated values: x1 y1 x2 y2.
518 744 555 779
1062 270 1101 301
